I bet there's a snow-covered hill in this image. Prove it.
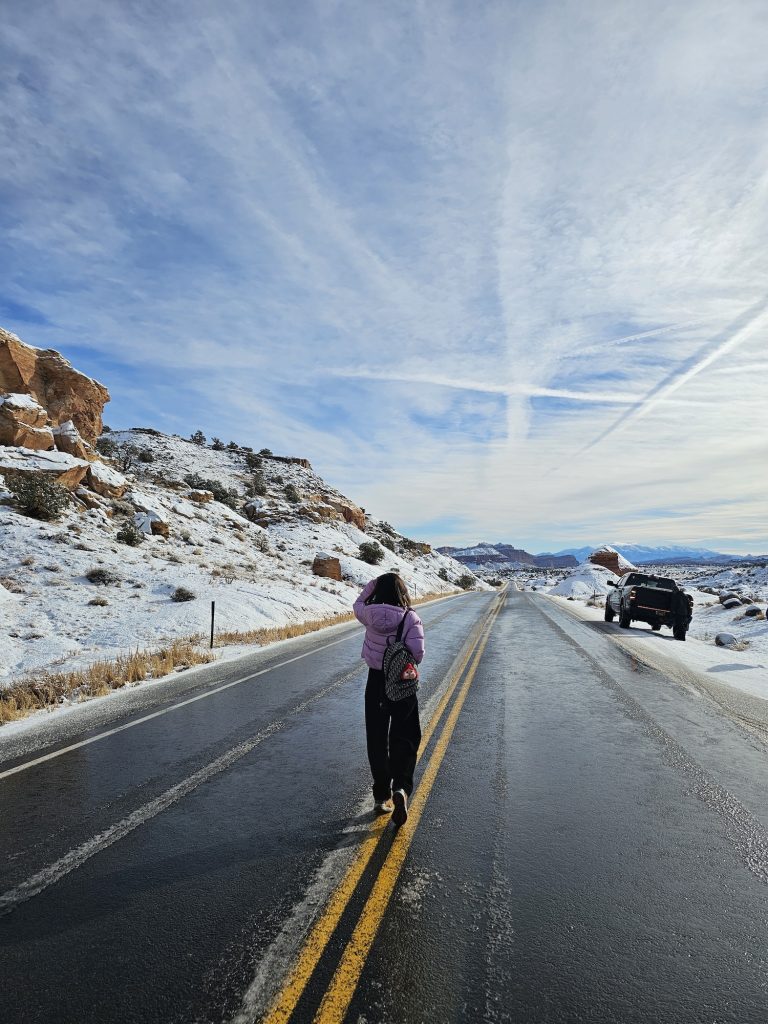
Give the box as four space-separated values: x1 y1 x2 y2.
550 543 758 564
0 429 479 685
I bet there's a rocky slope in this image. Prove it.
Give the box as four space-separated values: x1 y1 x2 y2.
0 330 479 685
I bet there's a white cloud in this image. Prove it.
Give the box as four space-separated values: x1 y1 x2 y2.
1 0 767 552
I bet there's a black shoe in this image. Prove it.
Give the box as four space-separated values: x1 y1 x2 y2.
392 789 408 827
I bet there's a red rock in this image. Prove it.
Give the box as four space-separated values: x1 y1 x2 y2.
0 327 110 443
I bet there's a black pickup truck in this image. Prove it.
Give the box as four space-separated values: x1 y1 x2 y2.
605 572 693 640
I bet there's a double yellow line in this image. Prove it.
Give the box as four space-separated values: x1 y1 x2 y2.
263 590 505 1024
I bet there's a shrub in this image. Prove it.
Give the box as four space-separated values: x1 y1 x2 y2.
116 521 144 546
259 448 273 456
171 586 196 602
183 473 238 509
284 483 300 503
438 567 449 582
137 448 155 463
86 567 120 586
6 472 71 521
96 436 118 457
457 573 475 590
381 536 395 551
359 541 385 565
190 430 206 445
88 596 109 607
252 531 270 553
111 499 135 516
246 471 267 497
211 437 224 450
227 441 240 451
244 452 262 471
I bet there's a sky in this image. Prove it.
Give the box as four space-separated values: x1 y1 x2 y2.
1 0 767 554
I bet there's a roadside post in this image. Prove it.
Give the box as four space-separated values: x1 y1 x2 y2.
210 600 216 649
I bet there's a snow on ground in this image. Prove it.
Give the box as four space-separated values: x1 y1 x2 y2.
547 562 617 599
547 595 768 700
534 558 768 699
0 430 479 684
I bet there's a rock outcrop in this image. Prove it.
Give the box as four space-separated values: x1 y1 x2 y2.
0 394 55 450
588 545 635 576
0 447 90 490
0 327 110 443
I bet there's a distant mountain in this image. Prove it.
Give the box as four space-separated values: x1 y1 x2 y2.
437 542 577 570
545 543 755 565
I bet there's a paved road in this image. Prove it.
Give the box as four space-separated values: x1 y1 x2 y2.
3 588 768 1023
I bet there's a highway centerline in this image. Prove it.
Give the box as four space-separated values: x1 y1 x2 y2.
312 595 503 1024
250 592 504 1024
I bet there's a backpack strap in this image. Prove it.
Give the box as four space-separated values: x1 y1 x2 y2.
395 607 412 643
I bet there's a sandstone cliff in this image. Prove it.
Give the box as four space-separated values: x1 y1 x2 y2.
0 327 109 443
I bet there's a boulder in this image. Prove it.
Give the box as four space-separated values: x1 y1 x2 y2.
86 460 128 499
53 420 97 461
0 327 110 443
743 605 764 617
312 554 342 581
0 393 55 449
715 632 738 648
0 446 89 490
719 591 740 604
722 597 742 610
134 511 169 537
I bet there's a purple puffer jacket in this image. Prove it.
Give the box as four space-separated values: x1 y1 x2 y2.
353 579 425 670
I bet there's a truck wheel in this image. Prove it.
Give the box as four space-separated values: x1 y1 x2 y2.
619 605 631 629
604 605 615 622
673 623 687 641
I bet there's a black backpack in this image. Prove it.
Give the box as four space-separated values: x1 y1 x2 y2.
382 609 420 701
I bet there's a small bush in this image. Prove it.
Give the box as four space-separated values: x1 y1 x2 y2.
359 541 385 565
246 471 267 497
244 452 262 471
438 567 449 582
227 441 240 451
116 521 144 546
96 437 118 457
111 499 135 516
259 448 273 456
6 473 71 521
253 531 270 553
183 473 238 509
171 586 196 602
211 437 224 450
381 536 395 551
457 573 475 590
137 449 155 463
190 430 206 445
88 596 109 607
284 483 300 503
86 567 120 586
21 555 35 567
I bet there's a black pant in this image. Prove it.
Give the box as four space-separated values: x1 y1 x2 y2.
365 668 421 801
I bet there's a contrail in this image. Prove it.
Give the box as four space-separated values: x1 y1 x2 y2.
580 295 768 453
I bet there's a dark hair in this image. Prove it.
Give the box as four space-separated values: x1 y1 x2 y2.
365 572 411 608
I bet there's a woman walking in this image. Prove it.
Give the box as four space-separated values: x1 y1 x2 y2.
353 573 425 826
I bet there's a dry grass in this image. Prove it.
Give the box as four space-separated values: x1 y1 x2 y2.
0 589 459 724
215 612 357 646
0 640 213 724
214 590 457 647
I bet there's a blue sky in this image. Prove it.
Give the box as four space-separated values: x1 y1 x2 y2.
2 0 767 553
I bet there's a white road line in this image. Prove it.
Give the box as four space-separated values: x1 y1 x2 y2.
0 666 364 916
0 631 360 782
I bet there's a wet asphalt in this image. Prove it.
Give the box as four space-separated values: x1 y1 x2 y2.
3 589 768 1023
